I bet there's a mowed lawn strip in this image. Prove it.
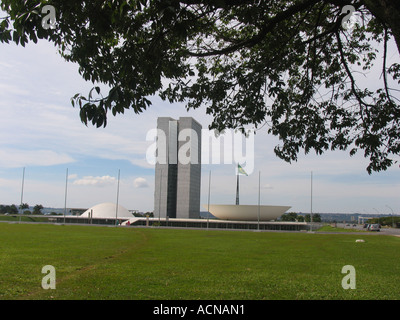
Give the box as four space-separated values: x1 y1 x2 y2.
0 223 399 299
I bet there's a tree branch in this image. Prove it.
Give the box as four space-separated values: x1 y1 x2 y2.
382 27 395 107
187 0 320 57
335 29 375 137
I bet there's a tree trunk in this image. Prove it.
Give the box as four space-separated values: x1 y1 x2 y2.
362 0 400 54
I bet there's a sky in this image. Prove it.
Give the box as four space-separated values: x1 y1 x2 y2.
0 37 399 215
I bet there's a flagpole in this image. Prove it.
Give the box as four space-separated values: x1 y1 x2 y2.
236 164 248 206
236 168 239 205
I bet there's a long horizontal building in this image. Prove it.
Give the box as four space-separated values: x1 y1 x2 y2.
129 217 309 231
52 215 309 231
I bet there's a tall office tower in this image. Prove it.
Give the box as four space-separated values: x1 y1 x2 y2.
176 117 202 219
154 117 202 219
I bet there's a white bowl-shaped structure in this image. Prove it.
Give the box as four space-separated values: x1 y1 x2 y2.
80 202 133 219
204 204 291 221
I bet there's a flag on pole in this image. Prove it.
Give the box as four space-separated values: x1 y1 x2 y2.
237 163 248 176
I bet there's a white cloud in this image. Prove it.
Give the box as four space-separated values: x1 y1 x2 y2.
262 184 273 189
0 149 74 168
133 177 149 188
0 83 30 96
129 157 155 169
73 175 116 187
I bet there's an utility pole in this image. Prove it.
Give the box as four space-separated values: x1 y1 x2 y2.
64 168 68 224
115 169 120 226
386 205 395 227
310 171 313 232
20 167 25 214
257 171 261 231
207 170 211 230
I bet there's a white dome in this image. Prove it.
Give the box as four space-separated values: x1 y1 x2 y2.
80 202 133 219
204 204 291 221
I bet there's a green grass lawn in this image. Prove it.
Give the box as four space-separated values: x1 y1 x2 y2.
0 215 50 223
316 225 364 232
0 223 399 300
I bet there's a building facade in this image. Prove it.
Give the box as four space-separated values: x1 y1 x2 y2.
154 117 202 219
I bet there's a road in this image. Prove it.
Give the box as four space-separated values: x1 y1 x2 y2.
336 223 400 236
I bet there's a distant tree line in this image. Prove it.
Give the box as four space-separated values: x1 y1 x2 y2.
280 212 321 222
133 211 153 217
0 204 18 214
0 203 44 215
369 216 400 227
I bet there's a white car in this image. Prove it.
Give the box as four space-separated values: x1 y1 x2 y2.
368 224 381 232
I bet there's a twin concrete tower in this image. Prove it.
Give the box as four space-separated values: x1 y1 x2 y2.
154 117 202 219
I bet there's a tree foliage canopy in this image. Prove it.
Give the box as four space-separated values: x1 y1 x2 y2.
1 0 400 173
